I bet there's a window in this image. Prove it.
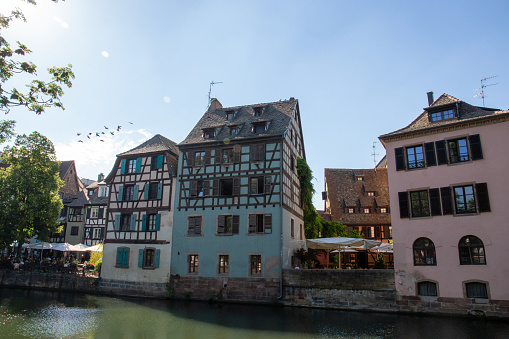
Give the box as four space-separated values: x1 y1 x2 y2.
91 207 99 219
300 224 303 240
291 219 295 239
146 214 157 231
116 247 129 268
229 126 239 136
187 216 202 236
363 208 370 214
188 254 199 274
70 226 79 236
249 177 264 195
248 213 272 234
147 182 159 200
430 109 454 122
225 110 235 121
151 155 163 170
220 179 233 196
347 208 355 214
120 214 131 231
367 191 375 197
410 190 430 218
222 149 234 164
138 248 160 269
254 107 264 116
88 190 94 196
356 176 364 181
459 235 486 265
217 215 239 235
127 158 137 173
418 281 438 296
250 255 262 275
448 137 469 163
218 254 229 274
465 282 488 299
190 180 205 197
380 207 387 213
69 207 81 216
251 144 265 162
124 185 135 201
252 122 267 134
203 128 215 139
454 185 476 214
406 145 425 169
413 238 436 266
92 228 102 239
194 151 205 166
98 186 108 197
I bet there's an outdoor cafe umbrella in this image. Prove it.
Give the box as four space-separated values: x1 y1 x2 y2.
306 237 383 269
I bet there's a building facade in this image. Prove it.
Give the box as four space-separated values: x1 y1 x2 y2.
83 173 109 246
170 98 306 302
101 134 179 296
380 93 509 316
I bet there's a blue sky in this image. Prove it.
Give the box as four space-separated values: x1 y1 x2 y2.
1 0 508 208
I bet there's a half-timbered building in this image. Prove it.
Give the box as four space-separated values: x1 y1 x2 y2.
101 134 179 296
83 173 108 246
170 98 306 302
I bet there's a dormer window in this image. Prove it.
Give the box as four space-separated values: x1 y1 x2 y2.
367 191 375 197
225 110 235 121
356 176 364 182
229 124 242 136
252 121 269 134
203 128 216 139
430 109 454 122
254 107 265 117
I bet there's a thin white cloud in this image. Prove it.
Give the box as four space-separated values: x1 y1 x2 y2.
163 96 171 103
53 16 69 29
101 51 109 58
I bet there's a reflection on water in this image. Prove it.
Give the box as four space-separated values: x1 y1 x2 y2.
1 288 508 338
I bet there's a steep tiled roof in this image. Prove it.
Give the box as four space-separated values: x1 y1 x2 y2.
179 98 298 145
67 190 89 207
118 134 179 157
380 93 509 139
59 160 74 180
324 168 391 226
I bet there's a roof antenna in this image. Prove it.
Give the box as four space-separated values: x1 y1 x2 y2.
372 141 379 169
474 76 498 107
208 81 223 107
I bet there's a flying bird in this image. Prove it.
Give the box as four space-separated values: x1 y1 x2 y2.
88 133 92 135
104 126 109 129
128 122 133 124
100 139 105 142
87 135 90 139
96 132 100 137
110 131 115 135
77 133 81 136
101 132 105 134
78 140 83 143
117 126 122 131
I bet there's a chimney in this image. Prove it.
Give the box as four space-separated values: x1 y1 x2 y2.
208 98 223 112
98 173 104 182
427 92 434 106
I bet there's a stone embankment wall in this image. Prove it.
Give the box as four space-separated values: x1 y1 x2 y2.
99 278 167 298
0 270 99 293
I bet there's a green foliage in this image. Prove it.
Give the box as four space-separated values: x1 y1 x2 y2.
0 132 63 250
89 249 103 267
294 248 319 269
374 253 386 269
297 158 322 239
321 220 362 239
0 120 15 144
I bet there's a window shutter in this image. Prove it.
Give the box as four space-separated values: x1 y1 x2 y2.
130 214 136 231
205 150 211 165
138 249 143 268
475 183 491 213
187 152 194 167
136 157 142 173
157 155 163 169
469 134 483 160
233 178 240 196
248 214 256 233
203 180 210 196
190 181 197 197
99 208 104 219
118 185 124 202
154 249 160 268
264 214 272 234
120 159 126 174
214 149 220 164
232 215 239 234
398 192 409 218
435 140 448 165
114 215 121 230
212 179 219 196
264 176 272 194
217 215 225 233
155 214 161 231
144 184 149 200
233 147 240 163
440 187 453 215
142 214 147 231
429 188 442 216
258 144 265 161
116 248 122 266
250 145 256 161
194 216 202 235
157 183 163 200
187 217 195 235
424 142 437 167
86 208 91 219
395 147 406 171
133 185 139 201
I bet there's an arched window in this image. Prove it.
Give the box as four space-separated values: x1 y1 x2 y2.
413 237 436 265
418 281 438 296
459 235 486 265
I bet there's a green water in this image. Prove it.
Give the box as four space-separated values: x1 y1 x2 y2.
1 288 508 338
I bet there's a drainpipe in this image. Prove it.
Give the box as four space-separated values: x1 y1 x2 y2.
277 136 284 300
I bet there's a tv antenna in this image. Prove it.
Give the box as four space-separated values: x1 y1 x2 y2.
474 76 498 106
208 81 223 107
372 141 379 168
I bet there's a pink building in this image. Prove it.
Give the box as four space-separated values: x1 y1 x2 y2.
380 92 509 318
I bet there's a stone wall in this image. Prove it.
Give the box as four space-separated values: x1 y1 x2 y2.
98 278 167 298
0 270 99 293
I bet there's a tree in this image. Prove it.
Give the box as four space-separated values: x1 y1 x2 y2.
321 220 362 239
0 132 63 253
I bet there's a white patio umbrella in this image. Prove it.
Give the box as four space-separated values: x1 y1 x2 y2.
85 244 103 252
50 243 75 252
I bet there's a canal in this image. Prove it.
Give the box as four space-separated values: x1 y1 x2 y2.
1 288 508 338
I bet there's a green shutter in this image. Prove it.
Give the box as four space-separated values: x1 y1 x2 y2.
116 248 122 266
136 157 142 173
144 184 149 200
155 214 161 231
157 183 163 200
120 159 126 174
154 249 160 268
157 155 163 169
130 214 136 231
114 215 121 230
133 185 139 201
138 249 143 267
142 214 147 231
118 185 124 202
